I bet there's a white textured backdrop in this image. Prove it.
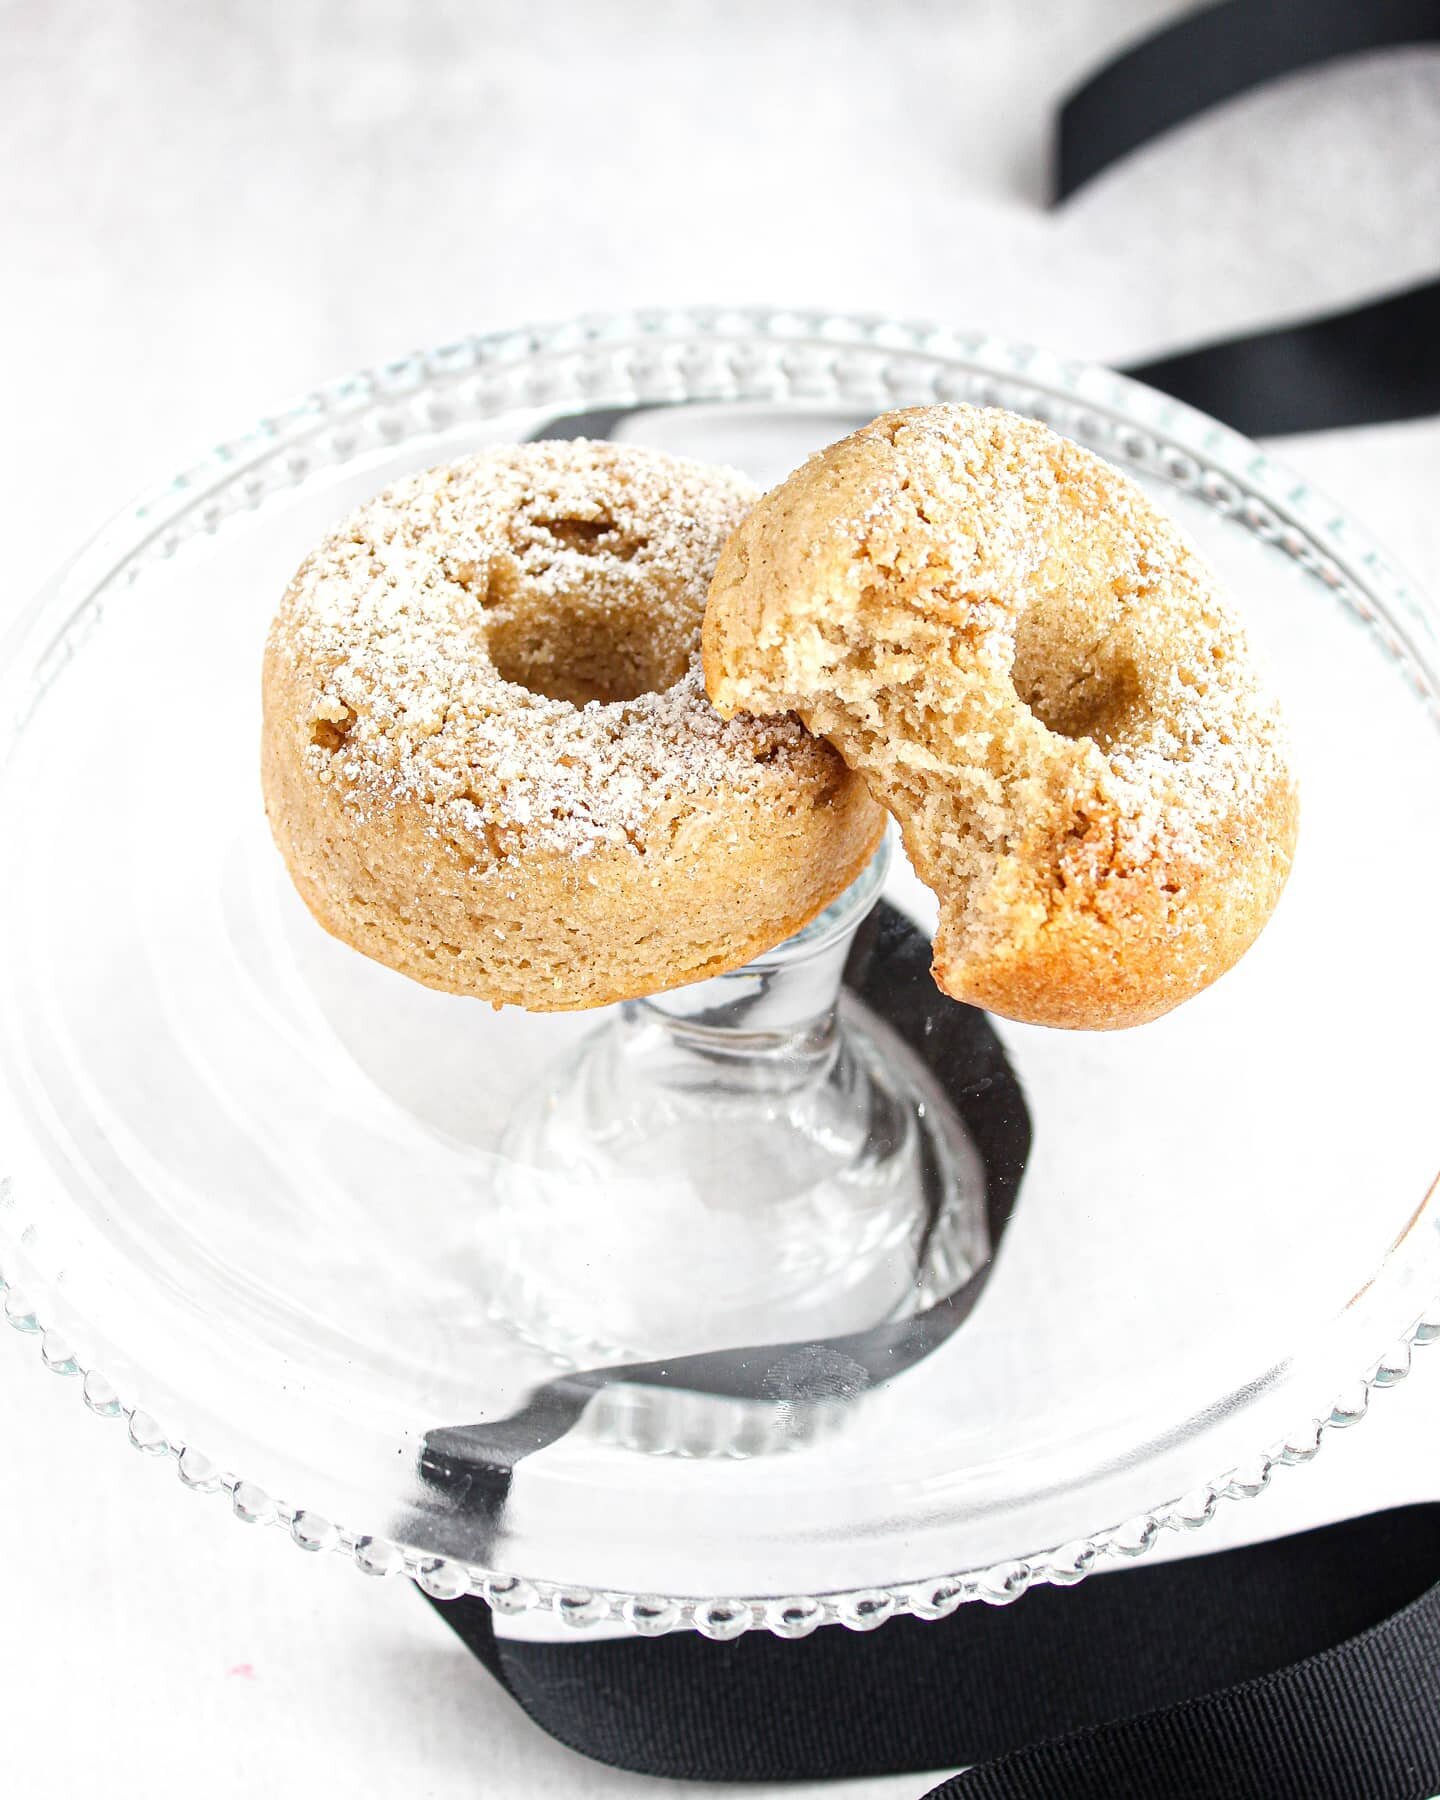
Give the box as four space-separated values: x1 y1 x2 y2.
3 3 1440 1794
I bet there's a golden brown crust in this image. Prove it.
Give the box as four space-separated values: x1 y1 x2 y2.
703 405 1299 1030
262 442 884 1010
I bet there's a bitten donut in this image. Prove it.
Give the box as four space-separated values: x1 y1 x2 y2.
703 405 1298 1029
262 442 884 1010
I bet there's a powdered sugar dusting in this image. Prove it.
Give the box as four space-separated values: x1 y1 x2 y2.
704 402 1298 1025
733 404 1291 890
269 442 833 857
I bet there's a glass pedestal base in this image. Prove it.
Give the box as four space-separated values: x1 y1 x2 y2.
488 839 989 1365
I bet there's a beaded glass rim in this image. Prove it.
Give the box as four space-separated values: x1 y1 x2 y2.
2 306 1439 1638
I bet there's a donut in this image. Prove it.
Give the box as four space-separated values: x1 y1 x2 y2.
702 405 1298 1030
262 442 885 1010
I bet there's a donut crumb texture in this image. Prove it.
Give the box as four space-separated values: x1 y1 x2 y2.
702 405 1299 1029
262 441 885 1010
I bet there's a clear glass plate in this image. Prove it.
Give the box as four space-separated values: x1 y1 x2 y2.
2 309 1438 1636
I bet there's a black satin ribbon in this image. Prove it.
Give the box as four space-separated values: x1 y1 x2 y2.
1122 277 1440 438
1061 0 1440 434
1055 0 1440 200
429 1505 1440 1796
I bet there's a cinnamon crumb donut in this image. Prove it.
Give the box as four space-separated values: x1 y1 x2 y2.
262 442 884 1010
702 405 1299 1030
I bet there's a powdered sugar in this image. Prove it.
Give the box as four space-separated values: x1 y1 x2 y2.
269 441 832 857
737 404 1290 883
703 403 1298 1026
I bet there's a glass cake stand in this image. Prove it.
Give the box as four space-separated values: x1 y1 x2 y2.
2 310 1439 1639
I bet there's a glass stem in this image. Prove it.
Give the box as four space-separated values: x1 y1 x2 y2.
488 834 986 1366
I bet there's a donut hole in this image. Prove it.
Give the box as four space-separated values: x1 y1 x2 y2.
534 515 644 559
1014 658 1142 747
485 593 693 707
1010 602 1142 749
